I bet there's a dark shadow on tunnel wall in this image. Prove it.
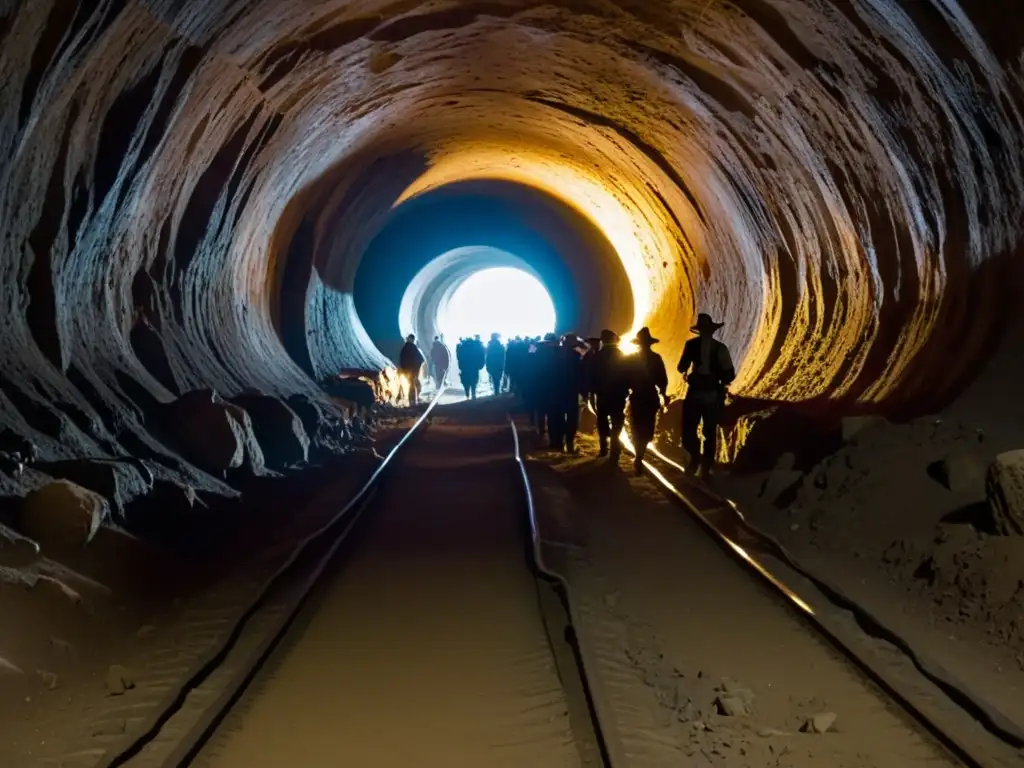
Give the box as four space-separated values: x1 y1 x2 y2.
721 246 1024 473
351 179 634 365
271 149 431 377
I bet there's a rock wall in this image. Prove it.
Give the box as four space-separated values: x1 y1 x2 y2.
1 1 1023 517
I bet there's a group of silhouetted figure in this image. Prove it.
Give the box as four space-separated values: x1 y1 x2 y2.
396 313 735 478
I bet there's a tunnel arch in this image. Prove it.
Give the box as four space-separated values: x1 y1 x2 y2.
0 0 1021 480
351 178 635 365
397 247 555 351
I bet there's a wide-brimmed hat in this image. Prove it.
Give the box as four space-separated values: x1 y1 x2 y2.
691 313 724 334
634 327 659 346
599 329 619 344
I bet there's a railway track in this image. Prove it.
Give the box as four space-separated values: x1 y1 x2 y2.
89 396 609 768
78 390 1021 768
600 418 1024 768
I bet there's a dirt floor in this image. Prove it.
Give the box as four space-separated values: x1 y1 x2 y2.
195 403 582 768
5 317 1024 767
0 415 411 768
712 319 1024 734
527 433 959 767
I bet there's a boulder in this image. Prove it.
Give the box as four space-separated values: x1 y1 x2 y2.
19 480 109 553
161 389 267 476
229 393 309 470
713 678 755 717
33 458 154 519
800 711 837 734
715 694 751 716
105 664 135 696
986 450 1024 536
934 449 986 494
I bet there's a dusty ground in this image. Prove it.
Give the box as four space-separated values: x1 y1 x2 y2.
0 414 411 768
195 402 582 768
712 320 1024 733
527 433 958 767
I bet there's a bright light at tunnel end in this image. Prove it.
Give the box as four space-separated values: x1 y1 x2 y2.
439 267 556 341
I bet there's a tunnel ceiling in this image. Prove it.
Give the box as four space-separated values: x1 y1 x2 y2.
1 0 1024 474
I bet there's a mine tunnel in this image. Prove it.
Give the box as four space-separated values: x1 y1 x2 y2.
2 2 1024 767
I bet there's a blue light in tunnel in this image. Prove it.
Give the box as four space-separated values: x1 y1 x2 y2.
438 267 556 341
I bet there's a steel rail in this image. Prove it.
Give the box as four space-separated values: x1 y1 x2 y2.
509 416 627 768
93 384 448 768
607 411 1015 768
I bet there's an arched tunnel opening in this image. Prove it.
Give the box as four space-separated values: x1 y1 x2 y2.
2 1 1024 763
350 178 634 364
400 256 558 348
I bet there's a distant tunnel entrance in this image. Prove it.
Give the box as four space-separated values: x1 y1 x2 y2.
399 247 557 348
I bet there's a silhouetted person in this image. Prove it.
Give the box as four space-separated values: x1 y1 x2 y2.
505 336 526 395
677 313 735 477
485 333 506 394
430 336 450 389
455 338 468 397
457 335 485 399
519 337 541 430
581 337 602 409
591 329 628 459
455 337 476 399
532 333 559 440
547 334 585 452
626 327 668 475
398 334 425 406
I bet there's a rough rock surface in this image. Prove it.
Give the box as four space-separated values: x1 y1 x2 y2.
987 450 1024 536
0 3 1022 756
0 1 1018 533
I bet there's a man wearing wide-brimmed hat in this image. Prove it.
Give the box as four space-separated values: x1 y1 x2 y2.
677 313 736 477
625 327 669 475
